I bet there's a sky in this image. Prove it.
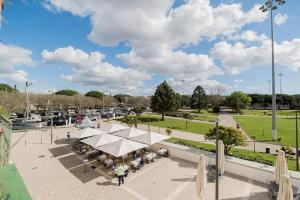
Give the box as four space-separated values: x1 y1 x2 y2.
0 0 299 96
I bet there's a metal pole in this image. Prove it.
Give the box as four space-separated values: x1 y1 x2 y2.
215 120 219 200
270 4 277 141
50 87 53 144
147 108 150 132
296 111 299 171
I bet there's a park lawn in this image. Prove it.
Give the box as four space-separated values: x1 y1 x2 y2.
234 115 299 147
167 138 297 171
138 115 214 135
241 109 296 117
191 115 217 122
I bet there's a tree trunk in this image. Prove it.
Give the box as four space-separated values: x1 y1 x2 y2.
161 112 165 121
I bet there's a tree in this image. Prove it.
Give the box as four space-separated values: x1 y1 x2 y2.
0 83 17 92
85 91 103 99
121 115 138 127
114 94 131 104
190 85 207 112
0 105 8 117
165 128 172 136
226 91 252 113
55 89 78 96
182 112 193 129
205 126 246 155
132 105 146 118
151 81 178 121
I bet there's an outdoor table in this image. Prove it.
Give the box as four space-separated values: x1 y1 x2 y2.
146 153 157 161
98 154 107 162
85 149 98 158
105 159 113 167
158 148 168 156
130 158 141 168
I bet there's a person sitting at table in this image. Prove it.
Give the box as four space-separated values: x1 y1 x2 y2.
140 157 145 167
132 151 137 160
112 162 117 171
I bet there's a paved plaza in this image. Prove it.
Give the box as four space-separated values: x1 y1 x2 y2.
10 127 268 200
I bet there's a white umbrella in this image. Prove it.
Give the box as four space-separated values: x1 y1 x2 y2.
81 133 122 148
76 116 93 128
112 127 146 139
277 175 293 200
218 140 225 175
100 123 129 133
196 155 207 200
275 150 289 184
97 139 148 157
70 127 104 139
131 131 170 145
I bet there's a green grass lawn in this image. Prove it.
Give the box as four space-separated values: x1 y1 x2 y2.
241 109 296 117
167 138 298 171
137 115 214 135
191 115 217 122
234 115 300 147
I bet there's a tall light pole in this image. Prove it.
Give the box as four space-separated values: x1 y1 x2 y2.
268 80 271 95
278 73 284 94
259 0 286 140
25 81 32 118
296 111 299 171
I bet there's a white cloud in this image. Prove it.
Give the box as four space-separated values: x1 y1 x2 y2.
230 30 268 42
275 13 288 26
211 38 300 74
0 43 33 82
234 79 243 83
41 46 151 94
43 0 267 88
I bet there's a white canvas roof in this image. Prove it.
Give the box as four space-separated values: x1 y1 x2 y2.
81 133 122 148
70 127 104 139
112 127 146 139
97 139 148 157
131 131 170 145
99 123 129 133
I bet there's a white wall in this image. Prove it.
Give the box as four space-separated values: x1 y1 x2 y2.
154 142 300 186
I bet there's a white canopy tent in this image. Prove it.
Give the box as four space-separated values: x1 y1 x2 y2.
70 127 104 139
97 139 148 157
81 133 122 148
99 123 129 133
131 131 170 145
112 127 146 139
76 116 93 129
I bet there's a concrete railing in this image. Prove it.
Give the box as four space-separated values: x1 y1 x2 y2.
153 141 300 186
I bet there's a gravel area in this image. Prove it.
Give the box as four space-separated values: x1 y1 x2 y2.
10 127 268 200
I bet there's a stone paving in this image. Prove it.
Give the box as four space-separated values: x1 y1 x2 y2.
10 127 269 200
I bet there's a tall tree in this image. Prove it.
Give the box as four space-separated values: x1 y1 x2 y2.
113 94 131 104
190 85 207 112
85 91 103 99
55 89 78 96
0 83 17 92
151 81 177 121
226 91 252 113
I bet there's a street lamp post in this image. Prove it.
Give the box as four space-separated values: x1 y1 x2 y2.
215 120 219 200
278 73 284 94
296 111 299 171
259 0 286 140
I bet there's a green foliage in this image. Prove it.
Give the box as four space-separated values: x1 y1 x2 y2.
205 126 246 154
121 115 138 127
226 91 252 113
0 83 17 92
150 81 178 121
85 91 103 99
190 85 207 112
114 94 131 103
165 128 172 136
0 105 8 117
167 138 297 171
55 89 78 96
132 105 146 116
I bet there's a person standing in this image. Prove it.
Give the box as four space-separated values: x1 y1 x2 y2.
115 164 125 186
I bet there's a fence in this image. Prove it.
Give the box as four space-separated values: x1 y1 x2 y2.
0 114 12 166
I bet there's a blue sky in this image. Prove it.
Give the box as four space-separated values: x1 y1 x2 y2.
0 0 299 95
